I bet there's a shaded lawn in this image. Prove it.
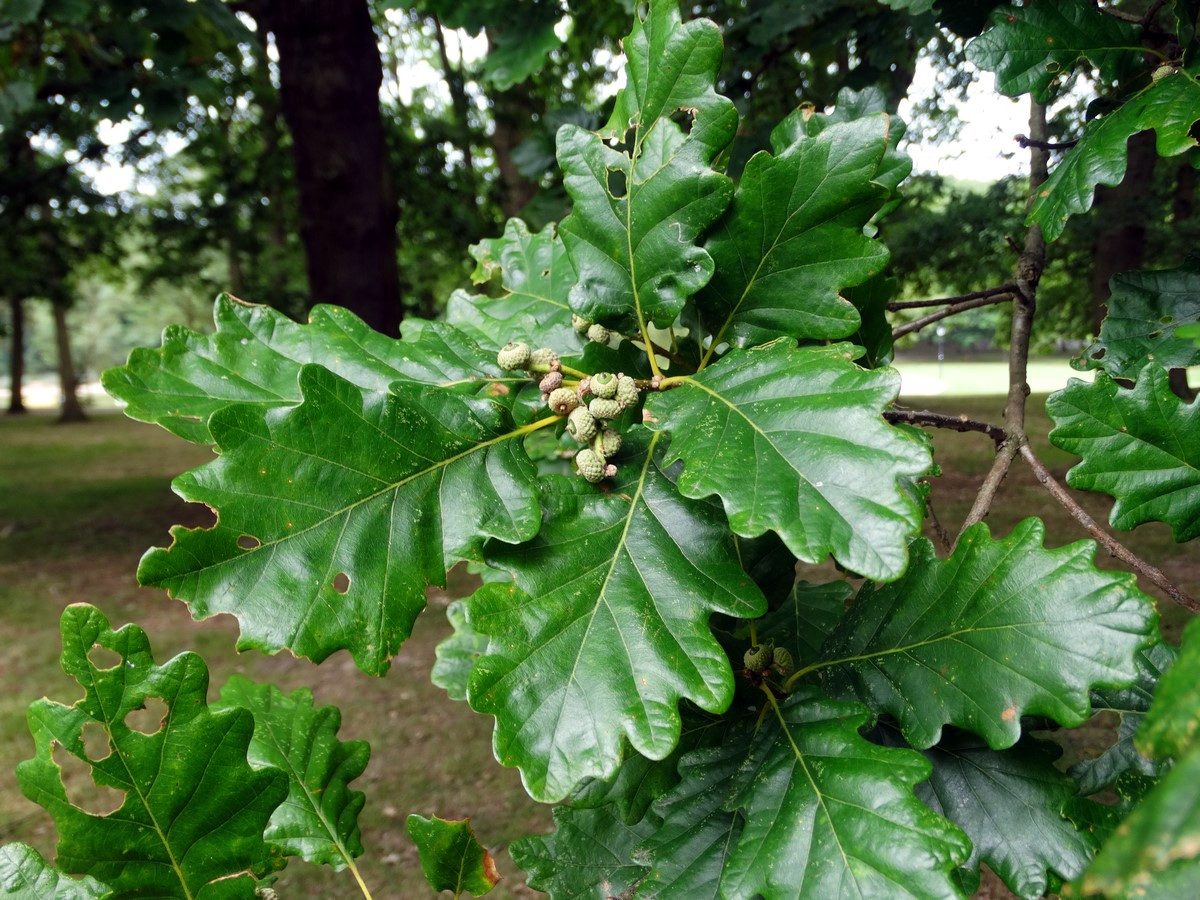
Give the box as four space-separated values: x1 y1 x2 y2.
0 393 1194 897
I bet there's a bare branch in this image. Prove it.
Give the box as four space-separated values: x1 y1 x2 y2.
883 409 1005 445
1019 445 1199 612
891 293 1015 339
888 284 1018 311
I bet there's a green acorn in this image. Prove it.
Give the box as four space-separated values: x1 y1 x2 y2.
548 387 580 415
497 341 531 371
530 347 560 372
567 407 598 443
586 323 611 344
594 428 622 458
576 448 605 483
591 372 618 399
771 646 795 678
588 397 622 420
539 371 564 394
615 375 639 408
743 643 772 671
572 313 592 334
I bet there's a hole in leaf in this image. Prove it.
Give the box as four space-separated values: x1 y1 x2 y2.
670 108 695 134
124 698 169 735
333 572 351 594
1161 315 1174 324
80 722 111 761
606 168 628 199
53 743 126 816
1091 348 1106 360
541 269 550 277
237 534 261 551
1148 330 1162 339
88 645 121 670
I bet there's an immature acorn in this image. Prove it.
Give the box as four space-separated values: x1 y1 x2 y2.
497 341 531 371
575 448 605 483
567 407 598 443
771 646 795 678
572 313 592 334
538 371 564 394
588 397 622 420
548 387 580 415
530 347 560 372
590 372 618 399
594 428 622 458
586 323 611 344
743 643 772 672
615 374 639 409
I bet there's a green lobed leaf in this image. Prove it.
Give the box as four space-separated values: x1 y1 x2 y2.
214 675 370 872
432 600 491 702
1048 363 1200 542
1073 258 1200 379
465 430 766 802
637 689 970 898
644 340 931 581
1072 642 1178 795
0 844 111 899
1027 71 1200 242
966 1 1143 102
138 367 544 676
103 294 504 444
406 815 500 897
912 730 1101 899
820 519 1156 749
557 0 737 332
756 579 852 668
453 218 579 351
16 604 288 898
510 805 660 898
697 115 892 348
1138 617 1200 759
481 17 562 90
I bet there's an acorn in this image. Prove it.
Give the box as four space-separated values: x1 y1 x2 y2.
548 387 580 415
771 646 795 678
497 341 531 371
575 448 605 483
586 323 611 344
530 347 560 372
588 397 622 420
615 375 639 408
743 643 772 671
591 372 618 399
539 371 564 394
567 407 598 443
572 313 591 334
594 429 622 458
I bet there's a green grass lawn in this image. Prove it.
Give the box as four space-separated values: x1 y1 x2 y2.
0 389 1194 897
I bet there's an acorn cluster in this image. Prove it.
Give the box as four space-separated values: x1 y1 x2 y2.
743 641 794 680
496 341 641 484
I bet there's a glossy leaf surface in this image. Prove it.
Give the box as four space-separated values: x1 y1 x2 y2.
1138 617 1200 760
139 367 543 675
821 520 1156 749
466 432 766 802
0 844 111 899
214 675 369 871
1048 364 1200 541
645 341 930 581
16 605 287 898
406 815 500 897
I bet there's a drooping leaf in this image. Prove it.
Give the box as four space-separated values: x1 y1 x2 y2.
0 844 111 899
912 730 1101 899
465 430 766 802
1138 617 1200 759
214 675 370 872
820 519 1156 749
644 340 931 581
406 815 500 898
756 579 852 667
510 805 659 898
1073 259 1200 378
697 115 892 348
1048 364 1200 542
966 1 1143 102
1072 642 1178 795
557 0 737 332
16 604 288 898
138 366 544 676
452 218 579 351
481 17 562 90
1026 72 1200 242
103 294 504 444
642 689 971 899
432 600 491 702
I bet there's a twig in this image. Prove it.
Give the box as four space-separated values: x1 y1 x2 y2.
1019 445 1199 612
888 284 1018 311
958 97 1049 541
926 496 953 553
891 293 1015 339
1140 0 1168 27
1015 134 1079 151
883 409 1005 445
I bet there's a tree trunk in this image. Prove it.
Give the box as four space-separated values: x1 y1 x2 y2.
1089 131 1157 335
488 43 542 219
263 0 402 335
7 296 27 415
51 303 86 423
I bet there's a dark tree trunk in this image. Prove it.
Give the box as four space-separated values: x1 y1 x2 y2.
263 0 402 335
1089 130 1157 335
6 296 27 415
51 303 86 423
